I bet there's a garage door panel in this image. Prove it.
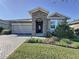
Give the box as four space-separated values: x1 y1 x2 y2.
12 23 32 34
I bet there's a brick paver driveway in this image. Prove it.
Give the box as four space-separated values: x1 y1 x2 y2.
0 35 27 59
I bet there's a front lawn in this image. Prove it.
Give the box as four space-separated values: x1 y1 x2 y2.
7 43 79 59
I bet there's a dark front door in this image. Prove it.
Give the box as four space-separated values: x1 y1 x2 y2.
36 21 43 33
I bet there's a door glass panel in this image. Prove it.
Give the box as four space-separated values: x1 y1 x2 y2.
36 21 43 33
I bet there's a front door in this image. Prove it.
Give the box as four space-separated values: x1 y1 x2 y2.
36 21 43 33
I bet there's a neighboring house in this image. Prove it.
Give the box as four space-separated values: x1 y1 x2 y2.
0 19 10 29
70 20 79 35
70 20 79 30
0 7 70 36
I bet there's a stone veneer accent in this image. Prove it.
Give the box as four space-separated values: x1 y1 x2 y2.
32 10 49 36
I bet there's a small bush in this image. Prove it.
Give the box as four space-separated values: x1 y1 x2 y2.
71 42 79 49
62 39 72 44
71 38 79 42
56 39 73 47
0 27 3 34
46 31 52 38
27 38 43 43
1 29 11 35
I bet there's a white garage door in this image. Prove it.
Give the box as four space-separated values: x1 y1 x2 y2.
12 23 32 34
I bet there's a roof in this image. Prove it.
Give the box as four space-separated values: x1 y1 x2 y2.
69 19 79 25
48 12 70 20
0 19 9 24
9 19 32 23
29 7 49 15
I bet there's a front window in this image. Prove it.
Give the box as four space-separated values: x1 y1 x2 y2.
50 20 58 29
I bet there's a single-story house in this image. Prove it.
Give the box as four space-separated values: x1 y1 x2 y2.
70 20 79 30
70 20 79 35
0 19 10 29
0 7 70 36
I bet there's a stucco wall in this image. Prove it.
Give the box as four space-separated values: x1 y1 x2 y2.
70 24 79 30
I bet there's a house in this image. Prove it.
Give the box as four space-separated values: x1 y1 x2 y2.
70 20 79 30
0 19 10 29
70 20 79 35
0 7 70 36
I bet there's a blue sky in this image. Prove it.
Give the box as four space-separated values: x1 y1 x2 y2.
0 0 79 21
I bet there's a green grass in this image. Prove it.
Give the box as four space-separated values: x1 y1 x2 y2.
7 43 79 59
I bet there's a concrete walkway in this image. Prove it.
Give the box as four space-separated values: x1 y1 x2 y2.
0 35 27 59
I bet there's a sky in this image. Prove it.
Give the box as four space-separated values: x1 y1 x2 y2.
0 0 79 21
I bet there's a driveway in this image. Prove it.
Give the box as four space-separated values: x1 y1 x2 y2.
0 35 27 59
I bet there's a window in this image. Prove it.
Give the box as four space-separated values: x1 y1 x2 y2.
50 20 56 29
51 24 55 28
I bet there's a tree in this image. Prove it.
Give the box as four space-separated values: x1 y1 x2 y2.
55 22 76 39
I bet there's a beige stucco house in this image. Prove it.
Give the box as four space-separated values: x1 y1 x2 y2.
70 20 79 30
0 7 70 36
69 20 79 35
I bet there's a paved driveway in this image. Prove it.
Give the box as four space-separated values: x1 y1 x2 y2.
0 35 27 59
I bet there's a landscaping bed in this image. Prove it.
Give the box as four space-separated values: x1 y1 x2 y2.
26 37 79 49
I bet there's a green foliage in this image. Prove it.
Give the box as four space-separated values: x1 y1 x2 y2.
71 42 79 49
55 23 76 39
61 39 72 44
1 29 11 35
55 38 79 49
27 38 43 43
56 39 72 47
7 43 79 59
46 31 52 38
71 38 79 42
0 27 3 34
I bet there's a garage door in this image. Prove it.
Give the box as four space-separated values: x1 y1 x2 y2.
12 23 32 35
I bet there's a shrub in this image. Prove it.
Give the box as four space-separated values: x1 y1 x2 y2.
71 38 79 42
56 39 73 47
62 39 72 44
0 27 3 34
46 31 52 38
27 38 43 43
1 29 11 35
55 23 76 39
71 42 79 49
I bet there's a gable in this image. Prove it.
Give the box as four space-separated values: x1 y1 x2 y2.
50 12 66 17
49 12 70 20
29 7 49 15
51 13 61 17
